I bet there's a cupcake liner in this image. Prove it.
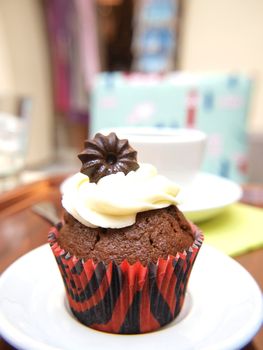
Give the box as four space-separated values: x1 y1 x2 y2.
48 223 203 334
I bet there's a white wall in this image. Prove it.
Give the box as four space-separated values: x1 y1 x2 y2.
0 10 14 94
179 0 263 132
0 0 54 166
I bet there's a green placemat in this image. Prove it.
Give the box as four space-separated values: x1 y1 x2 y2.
198 203 263 256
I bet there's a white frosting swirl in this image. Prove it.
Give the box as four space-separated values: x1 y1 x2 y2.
62 164 179 228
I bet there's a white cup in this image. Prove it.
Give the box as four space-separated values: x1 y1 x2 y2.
98 127 207 187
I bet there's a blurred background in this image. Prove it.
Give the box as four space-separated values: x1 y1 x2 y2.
0 0 263 191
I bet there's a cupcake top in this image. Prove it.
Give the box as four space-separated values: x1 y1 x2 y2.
59 132 196 265
62 132 180 229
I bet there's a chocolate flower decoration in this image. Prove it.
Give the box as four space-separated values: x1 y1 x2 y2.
78 132 140 183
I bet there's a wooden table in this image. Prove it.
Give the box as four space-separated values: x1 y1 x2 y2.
0 176 262 350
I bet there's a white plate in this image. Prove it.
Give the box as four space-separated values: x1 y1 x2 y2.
0 244 262 350
177 172 243 223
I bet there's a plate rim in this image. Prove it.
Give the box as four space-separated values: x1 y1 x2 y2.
179 172 243 212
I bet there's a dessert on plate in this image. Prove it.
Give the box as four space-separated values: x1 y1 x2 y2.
48 132 203 334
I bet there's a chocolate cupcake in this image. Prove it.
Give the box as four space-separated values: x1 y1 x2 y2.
48 132 203 334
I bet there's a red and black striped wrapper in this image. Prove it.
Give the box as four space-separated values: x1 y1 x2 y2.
48 223 203 334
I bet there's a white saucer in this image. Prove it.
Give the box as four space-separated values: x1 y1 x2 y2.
0 244 262 350
177 172 243 223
